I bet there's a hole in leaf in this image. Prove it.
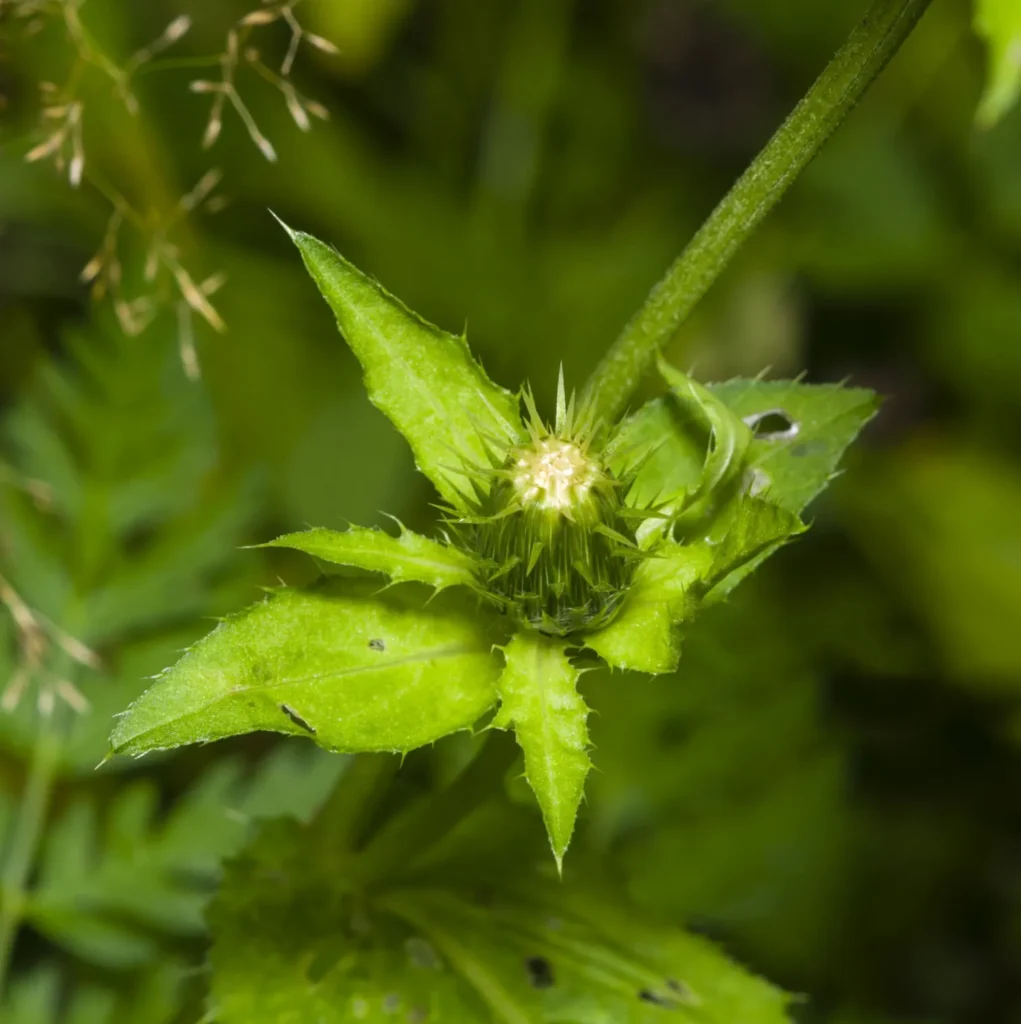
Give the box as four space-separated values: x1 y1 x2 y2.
525 955 555 989
280 704 315 734
743 409 799 440
369 638 386 652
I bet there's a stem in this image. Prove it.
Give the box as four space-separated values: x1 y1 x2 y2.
0 707 62 995
581 0 933 423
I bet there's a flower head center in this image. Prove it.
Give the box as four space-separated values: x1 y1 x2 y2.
511 437 600 512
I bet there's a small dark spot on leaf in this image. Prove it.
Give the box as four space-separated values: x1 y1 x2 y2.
369 638 386 652
638 988 678 1008
667 978 695 1002
525 955 555 989
743 408 799 440
407 1009 428 1024
280 704 315 734
382 993 401 1014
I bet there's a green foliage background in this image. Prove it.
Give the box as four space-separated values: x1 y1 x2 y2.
1 0 1020 1021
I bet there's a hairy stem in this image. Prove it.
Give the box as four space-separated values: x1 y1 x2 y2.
582 0 933 422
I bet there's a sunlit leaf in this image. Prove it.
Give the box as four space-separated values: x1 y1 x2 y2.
281 224 522 508
491 632 590 867
109 580 502 757
263 524 479 591
585 543 713 674
975 0 1021 127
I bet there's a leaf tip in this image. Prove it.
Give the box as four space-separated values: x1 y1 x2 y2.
268 209 297 240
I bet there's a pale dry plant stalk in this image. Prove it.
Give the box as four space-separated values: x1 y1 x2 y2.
5 0 339 375
80 169 229 376
0 573 98 717
16 0 192 187
191 0 336 161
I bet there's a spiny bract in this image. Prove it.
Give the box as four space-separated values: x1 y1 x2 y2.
448 371 646 637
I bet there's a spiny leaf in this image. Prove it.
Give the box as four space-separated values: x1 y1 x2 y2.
658 357 752 509
262 524 479 591
709 379 879 513
701 496 806 604
491 631 591 867
605 396 704 515
109 580 502 757
207 811 793 1024
585 542 713 674
281 223 522 509
975 0 1021 127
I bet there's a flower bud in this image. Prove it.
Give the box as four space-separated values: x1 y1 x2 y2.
472 435 635 635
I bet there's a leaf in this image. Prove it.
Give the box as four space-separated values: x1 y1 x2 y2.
701 496 806 604
606 397 705 513
207 812 792 1024
263 524 479 591
281 224 522 508
109 580 502 757
658 358 752 508
585 543 713 674
709 379 879 513
975 0 1021 127
491 632 590 868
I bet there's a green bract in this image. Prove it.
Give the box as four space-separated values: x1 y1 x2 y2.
109 225 878 864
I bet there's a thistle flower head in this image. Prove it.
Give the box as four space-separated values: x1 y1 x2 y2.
451 370 639 637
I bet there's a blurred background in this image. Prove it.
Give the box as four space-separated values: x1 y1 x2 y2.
1 0 1020 1021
